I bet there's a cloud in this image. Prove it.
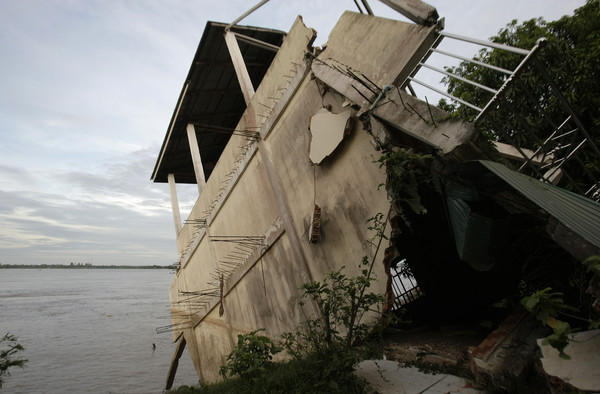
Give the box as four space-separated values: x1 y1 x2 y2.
0 0 585 267
0 148 180 265
0 188 178 265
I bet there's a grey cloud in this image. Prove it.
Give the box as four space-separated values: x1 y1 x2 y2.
0 179 177 266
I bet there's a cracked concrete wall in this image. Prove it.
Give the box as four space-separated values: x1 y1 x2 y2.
168 12 480 383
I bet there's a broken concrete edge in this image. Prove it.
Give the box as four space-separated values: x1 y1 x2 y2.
470 310 550 392
307 107 353 164
469 307 528 362
306 12 490 162
379 0 439 26
312 12 441 110
354 359 481 393
537 329 600 392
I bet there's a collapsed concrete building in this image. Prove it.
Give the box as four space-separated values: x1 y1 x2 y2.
151 0 600 389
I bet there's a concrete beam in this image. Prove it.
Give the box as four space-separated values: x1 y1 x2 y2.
312 12 439 104
225 0 270 31
378 0 439 26
186 124 206 193
371 88 477 156
493 141 553 166
168 174 183 237
312 62 476 156
546 217 600 263
224 31 255 105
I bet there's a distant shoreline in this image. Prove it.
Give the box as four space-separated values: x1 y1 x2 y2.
0 264 173 269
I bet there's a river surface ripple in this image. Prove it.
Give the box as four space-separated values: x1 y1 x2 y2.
0 269 198 393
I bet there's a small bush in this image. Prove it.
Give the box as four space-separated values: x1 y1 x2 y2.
283 260 385 354
0 333 27 387
172 356 367 394
219 329 281 381
281 260 385 388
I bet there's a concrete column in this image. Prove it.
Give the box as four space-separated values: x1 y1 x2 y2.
186 124 206 194
168 173 183 236
224 30 255 105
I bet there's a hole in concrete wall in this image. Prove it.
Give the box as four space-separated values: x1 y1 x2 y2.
390 259 423 309
308 107 354 164
308 204 321 243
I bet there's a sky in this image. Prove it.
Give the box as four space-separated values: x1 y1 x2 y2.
0 0 585 266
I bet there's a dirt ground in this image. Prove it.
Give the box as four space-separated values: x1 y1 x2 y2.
381 324 490 376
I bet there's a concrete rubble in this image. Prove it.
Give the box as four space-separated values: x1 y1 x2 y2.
355 360 481 394
537 329 600 392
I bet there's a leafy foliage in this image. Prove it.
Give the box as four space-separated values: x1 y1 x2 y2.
521 254 600 358
288 261 385 350
376 149 431 225
584 255 600 277
521 288 575 358
172 355 367 394
219 329 282 382
520 281 600 359
522 287 576 323
366 213 388 248
281 261 385 388
439 0 600 194
441 0 600 127
0 333 27 387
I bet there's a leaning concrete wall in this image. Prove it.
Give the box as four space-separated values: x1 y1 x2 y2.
169 12 442 382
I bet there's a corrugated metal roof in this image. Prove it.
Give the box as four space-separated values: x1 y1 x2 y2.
446 197 510 271
480 160 600 249
447 198 469 255
151 22 285 184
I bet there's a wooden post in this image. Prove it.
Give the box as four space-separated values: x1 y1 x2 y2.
165 335 187 390
168 174 183 236
224 31 255 105
186 124 206 193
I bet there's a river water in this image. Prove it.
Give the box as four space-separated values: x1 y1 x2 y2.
0 269 199 393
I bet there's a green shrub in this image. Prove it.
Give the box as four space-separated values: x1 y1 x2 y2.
282 260 385 378
219 329 282 381
0 333 27 388
173 355 368 394
522 255 600 359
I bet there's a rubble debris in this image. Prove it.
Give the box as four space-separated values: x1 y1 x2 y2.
537 329 600 392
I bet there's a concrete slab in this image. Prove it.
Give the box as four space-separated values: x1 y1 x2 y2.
538 329 600 392
355 360 481 393
470 312 547 390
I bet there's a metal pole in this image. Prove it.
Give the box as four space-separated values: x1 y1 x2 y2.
475 38 547 122
226 0 270 31
361 0 375 15
439 30 530 56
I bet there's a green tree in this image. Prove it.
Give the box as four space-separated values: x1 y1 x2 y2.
0 333 27 388
439 0 600 196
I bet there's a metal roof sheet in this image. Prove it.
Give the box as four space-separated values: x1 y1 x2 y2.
480 160 600 249
151 21 285 183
